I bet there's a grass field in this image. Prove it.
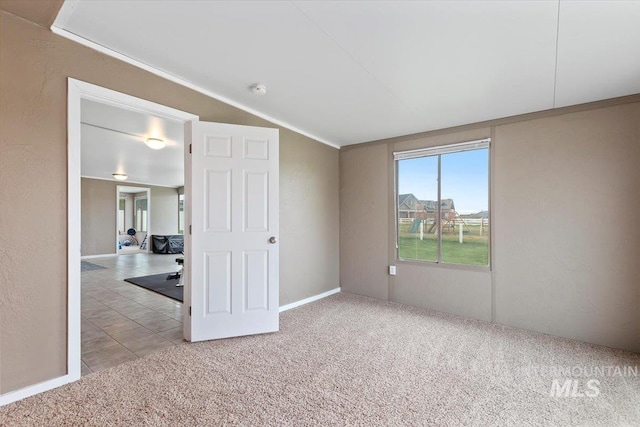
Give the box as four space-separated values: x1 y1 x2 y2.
398 222 489 266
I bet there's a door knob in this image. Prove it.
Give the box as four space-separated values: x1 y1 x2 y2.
269 236 277 244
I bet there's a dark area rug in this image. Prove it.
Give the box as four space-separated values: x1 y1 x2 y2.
81 261 107 272
124 273 183 302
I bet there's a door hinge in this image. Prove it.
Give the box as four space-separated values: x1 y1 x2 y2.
189 306 192 316
189 225 192 235
189 144 192 154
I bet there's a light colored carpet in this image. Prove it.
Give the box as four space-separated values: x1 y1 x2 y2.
1 293 639 426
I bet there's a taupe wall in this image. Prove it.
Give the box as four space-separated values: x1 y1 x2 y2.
280 136 340 304
492 105 640 351
340 143 389 301
81 179 179 256
0 10 339 394
340 100 640 353
149 186 180 236
82 179 120 256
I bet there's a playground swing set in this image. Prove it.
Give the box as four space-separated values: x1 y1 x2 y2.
409 204 484 243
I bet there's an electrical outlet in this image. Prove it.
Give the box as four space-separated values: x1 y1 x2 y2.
389 265 396 276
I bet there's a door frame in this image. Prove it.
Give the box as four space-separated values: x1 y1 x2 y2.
67 79 198 383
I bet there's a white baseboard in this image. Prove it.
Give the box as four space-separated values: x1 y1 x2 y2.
279 287 341 313
0 373 78 407
81 254 117 259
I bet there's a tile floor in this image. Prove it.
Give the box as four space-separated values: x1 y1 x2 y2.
118 244 147 255
81 253 184 375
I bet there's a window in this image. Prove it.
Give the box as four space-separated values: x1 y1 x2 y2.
178 194 185 234
135 197 148 233
118 198 126 233
395 139 490 267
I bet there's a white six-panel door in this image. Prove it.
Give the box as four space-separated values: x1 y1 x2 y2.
186 121 279 342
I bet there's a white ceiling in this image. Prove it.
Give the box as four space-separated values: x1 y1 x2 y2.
57 1 640 147
81 99 184 187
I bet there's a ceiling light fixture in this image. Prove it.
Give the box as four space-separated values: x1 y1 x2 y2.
145 137 166 150
112 173 128 181
250 83 267 96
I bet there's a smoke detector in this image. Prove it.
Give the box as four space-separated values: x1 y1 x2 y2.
250 83 267 96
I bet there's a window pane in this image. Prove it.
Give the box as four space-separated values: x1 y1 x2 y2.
397 156 438 262
135 198 148 232
118 198 125 232
137 199 147 210
141 212 147 233
440 149 489 266
178 194 185 234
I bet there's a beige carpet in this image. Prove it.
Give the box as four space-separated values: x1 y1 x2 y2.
1 293 639 426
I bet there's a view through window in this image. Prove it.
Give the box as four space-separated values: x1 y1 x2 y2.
396 140 490 266
135 198 148 233
178 194 185 234
118 198 126 233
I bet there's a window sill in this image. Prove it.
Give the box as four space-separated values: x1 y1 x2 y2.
395 258 491 273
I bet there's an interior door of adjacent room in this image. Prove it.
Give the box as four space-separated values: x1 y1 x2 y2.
186 121 279 342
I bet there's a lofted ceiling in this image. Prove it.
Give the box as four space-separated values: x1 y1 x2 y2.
55 1 640 147
81 99 184 187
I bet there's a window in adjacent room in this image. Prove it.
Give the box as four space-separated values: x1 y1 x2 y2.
395 139 490 267
118 198 126 233
135 197 148 233
178 194 185 234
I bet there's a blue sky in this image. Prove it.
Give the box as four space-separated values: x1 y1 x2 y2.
398 149 488 214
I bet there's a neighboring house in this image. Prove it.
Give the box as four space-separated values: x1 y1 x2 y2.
461 210 489 219
433 199 455 215
398 193 455 219
397 193 420 218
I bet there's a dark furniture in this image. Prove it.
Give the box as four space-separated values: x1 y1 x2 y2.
125 228 138 246
151 234 184 254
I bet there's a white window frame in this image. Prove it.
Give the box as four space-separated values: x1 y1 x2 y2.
393 138 491 268
134 196 148 233
178 193 185 234
117 197 126 233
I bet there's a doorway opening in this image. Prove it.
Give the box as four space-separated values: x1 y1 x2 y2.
69 78 199 380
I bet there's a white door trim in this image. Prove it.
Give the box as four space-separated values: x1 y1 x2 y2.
0 78 198 407
68 77 197 378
